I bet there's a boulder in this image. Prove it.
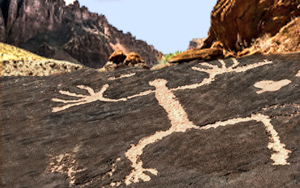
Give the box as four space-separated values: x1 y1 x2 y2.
124 52 144 66
168 48 224 63
203 0 300 51
108 50 127 64
101 51 149 72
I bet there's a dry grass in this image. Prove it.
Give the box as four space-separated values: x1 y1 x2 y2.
0 42 47 62
238 17 300 57
0 42 49 76
0 42 86 76
254 34 273 52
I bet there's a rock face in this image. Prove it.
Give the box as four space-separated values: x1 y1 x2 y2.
203 0 300 51
256 17 300 54
0 0 160 68
236 17 300 57
170 0 300 64
2 52 300 187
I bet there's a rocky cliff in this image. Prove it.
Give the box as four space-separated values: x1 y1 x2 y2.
174 0 300 64
0 0 160 68
203 0 300 51
2 52 300 187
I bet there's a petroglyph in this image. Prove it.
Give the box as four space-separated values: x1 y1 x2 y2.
123 79 198 185
119 79 291 186
52 84 153 112
52 58 293 185
108 73 136 80
52 58 272 112
46 146 86 186
172 59 272 91
254 79 292 94
197 114 291 165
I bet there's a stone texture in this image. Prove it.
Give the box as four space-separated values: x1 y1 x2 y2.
0 0 160 68
203 0 300 51
2 52 300 187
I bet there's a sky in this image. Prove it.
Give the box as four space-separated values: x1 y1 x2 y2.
65 0 217 54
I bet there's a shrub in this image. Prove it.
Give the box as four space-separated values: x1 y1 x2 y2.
159 50 183 64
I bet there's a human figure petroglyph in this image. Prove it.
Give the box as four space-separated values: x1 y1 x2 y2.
52 58 293 186
52 58 272 112
121 79 291 186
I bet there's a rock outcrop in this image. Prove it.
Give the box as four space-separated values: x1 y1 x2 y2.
170 0 300 64
101 50 149 72
204 0 300 51
124 52 144 66
108 50 127 64
0 0 161 68
2 52 300 187
239 17 300 56
169 47 224 63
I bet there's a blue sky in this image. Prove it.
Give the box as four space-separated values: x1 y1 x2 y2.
69 0 217 54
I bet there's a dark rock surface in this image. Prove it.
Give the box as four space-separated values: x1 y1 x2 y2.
1 53 300 187
0 0 160 68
